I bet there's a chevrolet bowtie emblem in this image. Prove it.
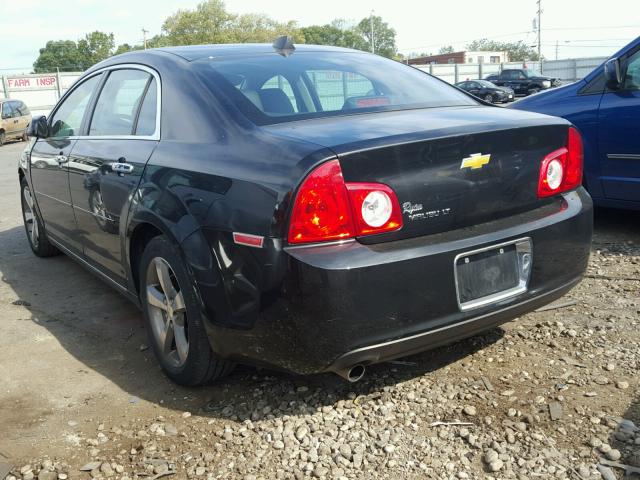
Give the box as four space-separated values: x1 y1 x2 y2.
460 153 491 170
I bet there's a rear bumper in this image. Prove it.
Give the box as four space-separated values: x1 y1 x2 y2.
205 188 593 375
327 275 580 375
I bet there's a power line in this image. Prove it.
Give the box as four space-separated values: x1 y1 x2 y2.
398 24 640 53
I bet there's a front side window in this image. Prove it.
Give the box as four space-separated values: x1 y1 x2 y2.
2 102 14 118
89 69 152 136
196 51 476 125
623 49 640 90
50 74 102 137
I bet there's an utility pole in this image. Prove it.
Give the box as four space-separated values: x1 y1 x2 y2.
370 10 375 54
536 0 542 72
142 28 149 50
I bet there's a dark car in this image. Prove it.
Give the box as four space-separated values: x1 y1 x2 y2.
486 68 559 95
510 36 640 210
19 41 593 386
454 80 514 103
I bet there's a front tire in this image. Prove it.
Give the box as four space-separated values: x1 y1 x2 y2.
20 177 59 257
0 131 5 146
484 94 494 103
139 236 234 386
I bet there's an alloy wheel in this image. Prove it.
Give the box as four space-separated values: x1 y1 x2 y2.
146 257 189 368
22 185 39 247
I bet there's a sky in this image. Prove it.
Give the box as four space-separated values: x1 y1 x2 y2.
1 0 639 73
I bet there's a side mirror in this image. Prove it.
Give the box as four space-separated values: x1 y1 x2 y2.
27 115 49 138
604 58 622 89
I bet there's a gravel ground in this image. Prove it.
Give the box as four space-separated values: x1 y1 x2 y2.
0 140 639 480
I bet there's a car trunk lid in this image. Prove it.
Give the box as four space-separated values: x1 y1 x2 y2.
265 106 570 242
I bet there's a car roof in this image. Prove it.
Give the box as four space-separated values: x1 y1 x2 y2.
151 43 360 62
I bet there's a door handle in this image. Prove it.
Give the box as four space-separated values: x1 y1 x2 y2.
55 154 68 164
111 162 134 174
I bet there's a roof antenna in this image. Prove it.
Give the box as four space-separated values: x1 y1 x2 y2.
272 35 295 57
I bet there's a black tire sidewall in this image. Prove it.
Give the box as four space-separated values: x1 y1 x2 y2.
21 177 43 254
138 235 217 386
484 94 493 103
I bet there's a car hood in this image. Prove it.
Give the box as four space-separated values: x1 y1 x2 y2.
507 80 584 113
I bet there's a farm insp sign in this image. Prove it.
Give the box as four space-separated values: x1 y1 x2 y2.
7 76 57 90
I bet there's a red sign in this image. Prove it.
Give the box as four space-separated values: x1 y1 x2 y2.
7 76 57 90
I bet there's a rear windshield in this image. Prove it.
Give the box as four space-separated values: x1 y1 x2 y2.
195 51 477 125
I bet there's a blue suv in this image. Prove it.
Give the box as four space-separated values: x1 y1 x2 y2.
511 36 640 210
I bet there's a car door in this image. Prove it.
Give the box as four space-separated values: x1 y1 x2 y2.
467 82 481 96
598 47 640 203
68 67 159 284
29 73 103 253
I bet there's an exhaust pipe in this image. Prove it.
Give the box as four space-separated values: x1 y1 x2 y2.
335 364 366 383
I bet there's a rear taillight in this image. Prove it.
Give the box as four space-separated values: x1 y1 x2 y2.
537 127 583 198
288 160 403 244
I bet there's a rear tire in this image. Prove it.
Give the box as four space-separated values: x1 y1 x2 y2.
22 131 28 142
20 177 59 257
139 235 234 386
0 131 5 146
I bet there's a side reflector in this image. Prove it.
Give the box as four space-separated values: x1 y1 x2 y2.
233 232 264 248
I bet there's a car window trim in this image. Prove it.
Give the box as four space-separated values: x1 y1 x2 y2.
48 63 161 141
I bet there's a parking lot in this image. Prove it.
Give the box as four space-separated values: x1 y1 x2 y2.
0 138 639 479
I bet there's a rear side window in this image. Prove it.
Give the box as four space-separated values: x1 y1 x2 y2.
89 69 151 136
135 78 157 136
17 102 30 116
50 73 102 137
196 51 476 125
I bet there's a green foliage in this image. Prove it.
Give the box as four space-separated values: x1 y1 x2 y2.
161 0 303 45
466 39 540 61
300 22 367 51
77 31 115 66
33 40 84 72
439 45 455 54
356 15 396 58
301 16 397 58
32 0 400 71
33 31 115 72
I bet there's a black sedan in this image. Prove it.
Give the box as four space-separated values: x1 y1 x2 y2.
455 80 515 103
19 39 593 385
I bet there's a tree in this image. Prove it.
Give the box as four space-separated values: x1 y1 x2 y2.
466 38 540 61
300 21 367 51
33 31 116 72
439 45 455 54
161 0 236 45
77 31 115 66
356 15 396 58
33 40 84 72
160 0 303 46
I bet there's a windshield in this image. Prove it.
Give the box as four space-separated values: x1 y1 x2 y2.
195 51 477 125
476 80 497 88
524 69 542 78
